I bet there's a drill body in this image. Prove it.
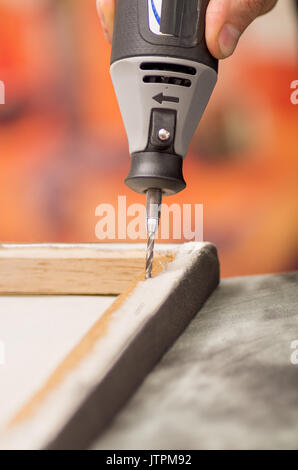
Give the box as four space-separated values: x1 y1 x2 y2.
110 0 218 196
110 0 218 277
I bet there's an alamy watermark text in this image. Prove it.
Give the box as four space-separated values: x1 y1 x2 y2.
95 196 203 241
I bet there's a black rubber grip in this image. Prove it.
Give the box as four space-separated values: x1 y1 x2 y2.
111 0 218 72
160 0 184 35
125 152 186 195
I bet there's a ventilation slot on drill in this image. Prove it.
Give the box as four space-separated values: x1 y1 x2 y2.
140 62 197 75
143 76 191 87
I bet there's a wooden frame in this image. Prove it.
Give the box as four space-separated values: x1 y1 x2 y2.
0 242 219 450
0 244 175 295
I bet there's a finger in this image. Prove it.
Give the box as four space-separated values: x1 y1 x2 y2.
206 0 278 59
96 0 115 43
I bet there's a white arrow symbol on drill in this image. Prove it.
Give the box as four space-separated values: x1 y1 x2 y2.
153 93 180 104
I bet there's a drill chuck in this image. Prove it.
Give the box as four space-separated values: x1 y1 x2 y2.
125 152 185 196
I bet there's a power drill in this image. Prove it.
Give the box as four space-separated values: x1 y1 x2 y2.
110 0 218 278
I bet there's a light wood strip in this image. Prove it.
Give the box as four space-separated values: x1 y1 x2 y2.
0 244 174 295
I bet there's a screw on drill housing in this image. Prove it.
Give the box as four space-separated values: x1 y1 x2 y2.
158 128 171 141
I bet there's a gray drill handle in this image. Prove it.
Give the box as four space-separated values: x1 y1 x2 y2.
111 0 218 73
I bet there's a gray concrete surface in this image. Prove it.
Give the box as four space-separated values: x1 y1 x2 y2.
92 272 298 450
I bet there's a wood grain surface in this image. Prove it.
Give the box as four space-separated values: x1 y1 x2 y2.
8 255 173 427
0 244 175 295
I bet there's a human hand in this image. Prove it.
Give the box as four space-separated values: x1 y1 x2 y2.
96 0 278 59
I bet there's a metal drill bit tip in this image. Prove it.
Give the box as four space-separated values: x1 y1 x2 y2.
145 189 162 280
145 232 155 279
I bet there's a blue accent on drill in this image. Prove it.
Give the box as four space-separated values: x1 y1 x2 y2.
151 0 161 25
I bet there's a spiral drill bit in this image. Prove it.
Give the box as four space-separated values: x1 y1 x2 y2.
145 189 162 279
145 232 155 280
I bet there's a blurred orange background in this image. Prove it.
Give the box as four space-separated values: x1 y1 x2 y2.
0 0 297 277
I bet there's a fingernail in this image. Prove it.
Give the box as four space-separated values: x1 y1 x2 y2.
97 0 112 42
218 24 241 58
97 11 109 42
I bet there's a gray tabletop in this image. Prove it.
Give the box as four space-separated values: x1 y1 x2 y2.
92 272 298 450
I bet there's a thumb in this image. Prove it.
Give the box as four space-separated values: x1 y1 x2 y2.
206 0 278 59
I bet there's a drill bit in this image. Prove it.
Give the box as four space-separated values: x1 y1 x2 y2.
145 188 162 279
145 232 155 280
